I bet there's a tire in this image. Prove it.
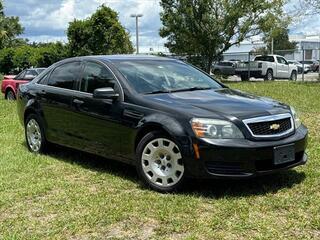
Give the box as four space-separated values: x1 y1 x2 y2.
290 71 297 81
136 131 185 192
213 70 221 75
25 114 48 153
265 69 273 81
240 74 249 81
5 90 16 100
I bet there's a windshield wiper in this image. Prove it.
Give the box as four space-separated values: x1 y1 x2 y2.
145 87 212 95
145 90 172 94
170 87 212 93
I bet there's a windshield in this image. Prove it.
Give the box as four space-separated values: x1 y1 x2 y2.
113 60 222 94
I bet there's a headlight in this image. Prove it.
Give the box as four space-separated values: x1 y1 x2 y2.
290 106 301 128
191 118 244 139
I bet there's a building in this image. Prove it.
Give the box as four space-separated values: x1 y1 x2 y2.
222 34 320 62
285 34 320 61
223 36 266 61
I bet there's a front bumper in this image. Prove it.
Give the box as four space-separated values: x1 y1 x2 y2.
184 125 308 179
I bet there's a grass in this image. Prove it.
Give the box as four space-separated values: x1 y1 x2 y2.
0 82 320 239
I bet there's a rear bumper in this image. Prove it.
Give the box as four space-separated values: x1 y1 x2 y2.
184 125 308 179
235 70 263 78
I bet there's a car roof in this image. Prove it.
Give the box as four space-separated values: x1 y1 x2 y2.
58 55 180 64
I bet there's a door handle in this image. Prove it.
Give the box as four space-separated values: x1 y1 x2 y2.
73 99 84 105
39 90 46 95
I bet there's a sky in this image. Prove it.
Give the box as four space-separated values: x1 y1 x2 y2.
3 0 320 53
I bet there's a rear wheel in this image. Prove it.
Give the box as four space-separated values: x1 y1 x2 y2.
25 114 47 153
136 131 185 192
5 90 15 100
240 74 249 81
265 69 273 81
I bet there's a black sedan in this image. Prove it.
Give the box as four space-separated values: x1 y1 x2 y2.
17 55 308 192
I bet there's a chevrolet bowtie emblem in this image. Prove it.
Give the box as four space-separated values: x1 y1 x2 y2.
270 123 280 130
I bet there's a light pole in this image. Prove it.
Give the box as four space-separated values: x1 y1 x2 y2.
130 14 143 54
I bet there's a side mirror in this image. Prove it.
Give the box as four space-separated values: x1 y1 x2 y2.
93 87 119 100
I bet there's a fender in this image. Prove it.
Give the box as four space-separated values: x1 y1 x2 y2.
134 113 192 156
23 98 46 127
138 113 187 137
4 85 15 95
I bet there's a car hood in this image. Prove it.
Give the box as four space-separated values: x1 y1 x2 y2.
143 88 290 120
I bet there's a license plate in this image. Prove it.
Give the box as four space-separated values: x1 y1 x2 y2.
274 144 295 165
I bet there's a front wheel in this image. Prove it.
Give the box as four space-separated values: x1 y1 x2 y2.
136 132 185 192
265 69 273 81
290 71 297 81
25 114 47 153
5 90 16 100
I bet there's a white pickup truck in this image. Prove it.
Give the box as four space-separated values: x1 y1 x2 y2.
235 55 298 81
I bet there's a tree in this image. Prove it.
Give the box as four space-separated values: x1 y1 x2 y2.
264 27 296 52
160 0 288 72
30 42 69 67
0 0 24 49
0 42 69 74
67 5 134 56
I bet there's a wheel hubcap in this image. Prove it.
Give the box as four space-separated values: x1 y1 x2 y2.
26 119 42 152
141 138 184 187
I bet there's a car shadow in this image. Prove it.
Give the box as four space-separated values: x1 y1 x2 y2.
29 143 306 198
180 171 306 199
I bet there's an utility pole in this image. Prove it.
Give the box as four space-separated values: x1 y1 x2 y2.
271 38 274 54
130 14 143 54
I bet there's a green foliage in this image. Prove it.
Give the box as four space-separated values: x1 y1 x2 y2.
160 0 288 72
264 26 297 52
0 42 69 74
0 0 24 49
67 5 134 56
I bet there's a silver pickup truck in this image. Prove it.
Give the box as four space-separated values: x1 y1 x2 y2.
235 55 298 81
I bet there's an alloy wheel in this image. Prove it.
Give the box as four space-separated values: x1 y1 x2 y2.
141 138 184 187
26 119 42 152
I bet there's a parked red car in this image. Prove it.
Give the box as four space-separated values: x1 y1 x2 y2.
1 68 46 100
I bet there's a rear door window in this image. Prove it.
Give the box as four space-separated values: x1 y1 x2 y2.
47 62 81 90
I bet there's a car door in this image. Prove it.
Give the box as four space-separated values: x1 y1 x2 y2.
69 60 124 157
37 61 82 146
276 56 289 78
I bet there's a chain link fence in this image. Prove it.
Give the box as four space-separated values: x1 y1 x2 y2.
219 48 320 82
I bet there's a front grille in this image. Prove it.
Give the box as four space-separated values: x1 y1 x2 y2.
243 113 294 138
248 117 292 136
